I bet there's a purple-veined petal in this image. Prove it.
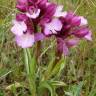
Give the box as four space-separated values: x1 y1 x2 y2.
15 33 34 48
44 18 62 35
54 5 67 17
11 20 27 36
44 27 52 35
51 18 62 31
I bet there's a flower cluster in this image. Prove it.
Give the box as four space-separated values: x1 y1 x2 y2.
11 0 92 55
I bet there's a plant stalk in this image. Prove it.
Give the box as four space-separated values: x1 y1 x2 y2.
24 49 37 96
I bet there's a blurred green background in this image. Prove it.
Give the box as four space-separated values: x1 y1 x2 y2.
0 0 96 96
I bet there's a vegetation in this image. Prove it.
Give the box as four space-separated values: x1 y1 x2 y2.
0 0 96 96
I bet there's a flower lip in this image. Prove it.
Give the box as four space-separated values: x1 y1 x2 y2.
26 6 41 19
15 33 35 48
44 18 62 35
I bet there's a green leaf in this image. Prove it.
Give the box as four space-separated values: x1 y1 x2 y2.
43 58 55 80
38 81 55 96
23 48 37 95
49 57 66 78
50 81 66 87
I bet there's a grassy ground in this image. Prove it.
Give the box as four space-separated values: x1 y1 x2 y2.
0 0 96 96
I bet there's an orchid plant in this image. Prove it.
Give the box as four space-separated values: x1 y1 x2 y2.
11 0 92 96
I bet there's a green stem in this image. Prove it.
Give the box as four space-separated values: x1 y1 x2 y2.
24 49 37 96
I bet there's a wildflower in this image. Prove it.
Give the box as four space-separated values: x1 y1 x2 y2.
11 0 92 54
56 12 92 55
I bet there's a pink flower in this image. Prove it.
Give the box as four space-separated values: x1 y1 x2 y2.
55 12 92 55
11 0 92 53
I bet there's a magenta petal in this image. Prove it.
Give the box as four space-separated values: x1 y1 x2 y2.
34 33 45 41
17 0 27 4
74 27 89 38
71 16 81 26
57 38 69 56
42 3 57 19
16 13 28 21
37 0 48 7
63 43 69 56
57 38 63 53
66 38 79 47
16 4 27 12
16 0 28 12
